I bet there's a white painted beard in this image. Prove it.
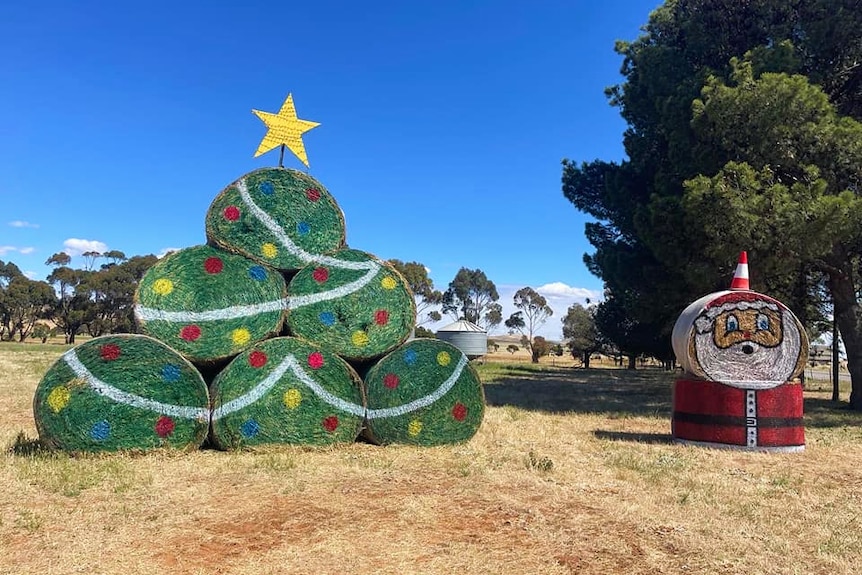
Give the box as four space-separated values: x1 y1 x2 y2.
693 311 803 389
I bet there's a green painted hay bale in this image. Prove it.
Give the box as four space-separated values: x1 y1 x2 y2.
205 167 346 272
285 248 416 361
134 245 287 364
210 337 365 449
33 334 209 452
362 338 485 446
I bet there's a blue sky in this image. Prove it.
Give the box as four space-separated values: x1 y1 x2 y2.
1 0 661 340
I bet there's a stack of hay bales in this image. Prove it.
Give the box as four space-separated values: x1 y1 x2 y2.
33 167 484 452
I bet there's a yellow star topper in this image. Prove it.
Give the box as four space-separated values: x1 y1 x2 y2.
252 93 320 168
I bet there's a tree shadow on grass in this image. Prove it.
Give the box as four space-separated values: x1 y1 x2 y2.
803 397 862 429
592 430 674 444
484 367 860 429
483 367 673 417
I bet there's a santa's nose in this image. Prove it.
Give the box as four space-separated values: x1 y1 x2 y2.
743 331 751 339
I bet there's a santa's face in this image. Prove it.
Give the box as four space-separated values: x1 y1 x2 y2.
691 293 805 388
711 308 782 350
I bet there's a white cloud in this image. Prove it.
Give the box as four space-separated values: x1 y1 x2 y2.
24 270 38 279
62 238 109 256
536 282 601 301
0 246 16 255
8 220 39 228
18 247 35 255
158 247 182 259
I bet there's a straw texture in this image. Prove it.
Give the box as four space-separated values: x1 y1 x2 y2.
205 167 346 272
286 248 416 361
210 337 365 449
33 334 210 452
362 338 485 446
134 245 286 364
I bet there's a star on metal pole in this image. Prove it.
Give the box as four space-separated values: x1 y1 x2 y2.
252 93 320 168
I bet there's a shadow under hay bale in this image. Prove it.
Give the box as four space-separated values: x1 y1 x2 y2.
362 338 485 446
205 167 346 272
285 248 416 362
134 245 287 364
33 335 210 453
209 337 365 449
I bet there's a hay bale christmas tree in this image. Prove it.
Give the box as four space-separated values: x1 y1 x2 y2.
286 248 416 362
34 334 210 452
205 167 346 272
135 244 287 364
362 338 485 446
210 336 365 449
32 92 487 453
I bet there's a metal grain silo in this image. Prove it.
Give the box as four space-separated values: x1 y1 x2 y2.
436 320 487 358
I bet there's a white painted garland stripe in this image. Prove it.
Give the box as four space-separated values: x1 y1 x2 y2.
134 297 290 323
287 265 379 308
61 348 470 424
236 179 379 271
62 350 210 420
210 354 366 420
134 262 377 322
211 354 297 420
366 354 469 420
277 355 367 418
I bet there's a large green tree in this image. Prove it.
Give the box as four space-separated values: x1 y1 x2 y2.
504 287 553 363
563 0 862 407
387 259 443 326
78 254 158 336
441 267 501 331
0 276 55 341
561 303 602 368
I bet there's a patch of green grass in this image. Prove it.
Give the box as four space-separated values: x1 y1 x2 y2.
602 446 693 483
13 509 43 533
525 449 554 473
11 453 147 497
252 452 298 473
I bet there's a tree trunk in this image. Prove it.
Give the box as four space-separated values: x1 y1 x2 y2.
832 312 841 402
627 354 636 369
582 351 591 368
827 255 862 410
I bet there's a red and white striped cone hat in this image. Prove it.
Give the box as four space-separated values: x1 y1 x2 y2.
729 251 750 290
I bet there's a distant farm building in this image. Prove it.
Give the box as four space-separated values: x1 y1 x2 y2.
436 320 487 359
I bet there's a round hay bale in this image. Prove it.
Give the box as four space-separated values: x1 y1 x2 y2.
205 167 346 272
672 378 804 452
33 334 209 452
362 338 485 446
210 337 365 449
134 245 287 364
671 290 808 388
285 248 416 361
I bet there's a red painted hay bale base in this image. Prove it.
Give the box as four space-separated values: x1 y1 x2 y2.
672 378 804 452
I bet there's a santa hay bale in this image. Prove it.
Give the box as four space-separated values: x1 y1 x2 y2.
671 252 808 452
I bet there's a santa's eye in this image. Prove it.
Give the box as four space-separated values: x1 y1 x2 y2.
726 314 739 332
756 313 770 331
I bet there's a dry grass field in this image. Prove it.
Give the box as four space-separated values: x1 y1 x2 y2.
1 342 861 575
